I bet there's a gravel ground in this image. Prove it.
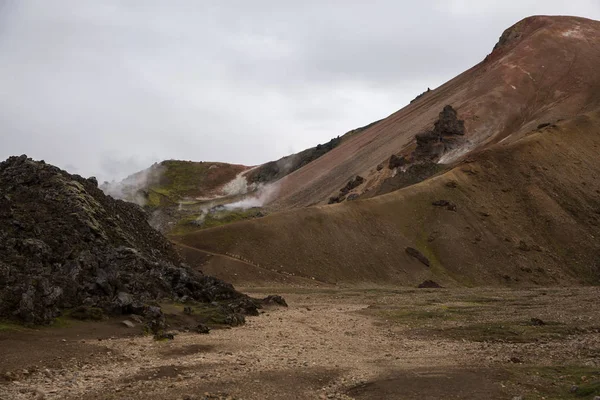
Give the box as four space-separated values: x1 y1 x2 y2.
1 287 599 400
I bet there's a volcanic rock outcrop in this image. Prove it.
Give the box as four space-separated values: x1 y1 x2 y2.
0 155 270 325
413 105 466 161
328 175 365 204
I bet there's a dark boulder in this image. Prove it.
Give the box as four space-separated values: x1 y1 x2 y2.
340 176 365 195
195 323 210 334
226 297 260 316
262 295 288 307
328 195 346 204
432 200 457 211
418 280 443 288
154 332 175 341
347 193 360 201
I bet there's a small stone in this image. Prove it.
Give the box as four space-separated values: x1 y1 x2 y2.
153 332 175 340
418 280 443 288
570 385 579 393
129 314 143 324
529 317 546 326
195 323 210 334
121 320 135 328
518 240 531 251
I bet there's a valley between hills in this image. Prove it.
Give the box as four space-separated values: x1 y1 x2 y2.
2 15 600 400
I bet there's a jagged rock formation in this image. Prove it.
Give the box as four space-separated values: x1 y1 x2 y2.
0 155 267 325
410 87 431 104
328 175 365 204
413 105 466 161
388 154 407 170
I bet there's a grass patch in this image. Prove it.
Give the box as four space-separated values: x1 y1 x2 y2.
507 365 600 399
49 315 75 328
438 320 587 343
171 208 265 234
161 302 242 327
201 208 264 229
0 321 27 332
460 296 506 304
372 306 468 324
157 161 213 198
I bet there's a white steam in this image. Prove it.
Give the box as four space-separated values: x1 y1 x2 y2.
437 142 474 164
222 171 255 196
100 163 165 206
223 183 279 210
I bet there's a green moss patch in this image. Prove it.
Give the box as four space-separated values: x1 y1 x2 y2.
0 321 27 332
437 320 589 343
506 365 600 399
171 208 265 234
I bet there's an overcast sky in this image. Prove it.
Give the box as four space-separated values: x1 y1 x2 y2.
1 1 599 181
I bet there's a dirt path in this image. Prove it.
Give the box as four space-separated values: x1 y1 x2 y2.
1 287 599 400
173 241 328 286
173 242 258 269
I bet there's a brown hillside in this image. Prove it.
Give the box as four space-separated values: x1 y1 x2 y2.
270 15 600 209
176 110 600 286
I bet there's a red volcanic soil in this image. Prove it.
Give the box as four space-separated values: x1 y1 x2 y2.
270 16 600 209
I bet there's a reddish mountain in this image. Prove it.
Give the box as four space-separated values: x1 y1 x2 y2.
270 16 600 209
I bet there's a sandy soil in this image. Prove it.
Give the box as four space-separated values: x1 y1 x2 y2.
1 287 599 400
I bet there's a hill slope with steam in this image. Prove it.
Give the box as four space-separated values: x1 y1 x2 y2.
177 111 600 286
102 122 381 233
101 160 250 207
174 16 600 286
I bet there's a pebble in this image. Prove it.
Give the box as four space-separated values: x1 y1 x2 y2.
121 320 135 328
570 385 579 393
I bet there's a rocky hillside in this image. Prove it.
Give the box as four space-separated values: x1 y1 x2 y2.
245 119 382 184
268 16 600 209
0 155 267 325
176 109 600 287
